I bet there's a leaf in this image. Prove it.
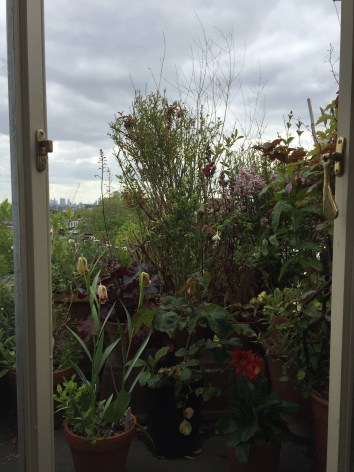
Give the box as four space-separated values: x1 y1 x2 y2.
180 367 192 381
132 306 157 331
271 200 292 233
138 370 151 386
153 310 178 338
154 346 170 363
104 390 131 424
234 443 250 463
202 385 221 402
202 304 233 338
175 348 187 357
297 370 306 381
218 415 239 433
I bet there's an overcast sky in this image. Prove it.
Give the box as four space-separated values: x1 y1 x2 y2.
0 0 341 204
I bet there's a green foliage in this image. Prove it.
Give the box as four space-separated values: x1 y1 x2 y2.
218 377 296 463
77 192 138 244
0 199 13 276
51 209 107 294
139 273 241 424
52 304 83 370
0 330 16 377
109 90 237 293
0 277 15 337
253 284 331 398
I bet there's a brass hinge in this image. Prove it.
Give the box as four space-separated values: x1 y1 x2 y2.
35 129 53 172
321 136 344 220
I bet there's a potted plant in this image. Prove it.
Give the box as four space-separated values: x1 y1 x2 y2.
139 272 244 457
0 275 84 406
218 348 296 472
253 282 330 472
54 256 151 472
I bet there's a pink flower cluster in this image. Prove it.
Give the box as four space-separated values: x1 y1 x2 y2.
232 167 266 197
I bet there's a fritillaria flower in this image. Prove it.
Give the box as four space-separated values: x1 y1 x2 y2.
76 256 88 275
141 272 151 288
97 284 108 304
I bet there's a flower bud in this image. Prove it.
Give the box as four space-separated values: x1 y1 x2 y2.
141 272 151 288
97 284 108 304
179 419 192 436
184 407 194 419
76 256 88 275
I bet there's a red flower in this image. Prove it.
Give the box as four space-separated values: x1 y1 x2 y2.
230 349 265 380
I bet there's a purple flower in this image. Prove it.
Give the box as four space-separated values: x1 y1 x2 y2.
203 162 216 178
232 167 266 197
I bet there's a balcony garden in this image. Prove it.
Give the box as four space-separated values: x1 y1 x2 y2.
0 89 337 472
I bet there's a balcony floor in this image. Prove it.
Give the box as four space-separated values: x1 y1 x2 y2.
0 413 313 471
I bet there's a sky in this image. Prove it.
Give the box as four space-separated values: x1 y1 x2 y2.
0 0 341 204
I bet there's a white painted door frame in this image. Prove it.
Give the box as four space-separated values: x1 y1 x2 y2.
5 0 354 471
7 0 54 471
328 0 354 471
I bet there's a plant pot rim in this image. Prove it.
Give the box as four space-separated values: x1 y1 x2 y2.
309 390 329 406
64 414 136 444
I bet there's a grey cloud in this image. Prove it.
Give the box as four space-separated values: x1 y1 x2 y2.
0 0 341 203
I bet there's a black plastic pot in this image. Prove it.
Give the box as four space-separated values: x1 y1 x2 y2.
145 383 202 457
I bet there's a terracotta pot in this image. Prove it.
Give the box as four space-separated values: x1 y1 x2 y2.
261 337 311 427
7 366 75 428
64 415 136 472
53 294 90 321
310 391 328 472
8 366 75 395
227 441 281 472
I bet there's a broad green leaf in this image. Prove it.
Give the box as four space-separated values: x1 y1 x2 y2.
271 200 292 233
153 310 178 338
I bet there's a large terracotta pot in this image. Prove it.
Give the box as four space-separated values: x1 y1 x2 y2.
310 391 328 472
261 336 311 428
227 441 281 472
7 366 75 428
52 294 90 321
64 415 136 472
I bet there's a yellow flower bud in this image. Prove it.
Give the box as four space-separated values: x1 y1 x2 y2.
97 284 108 304
141 272 151 288
179 419 192 436
76 256 88 275
184 407 194 419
